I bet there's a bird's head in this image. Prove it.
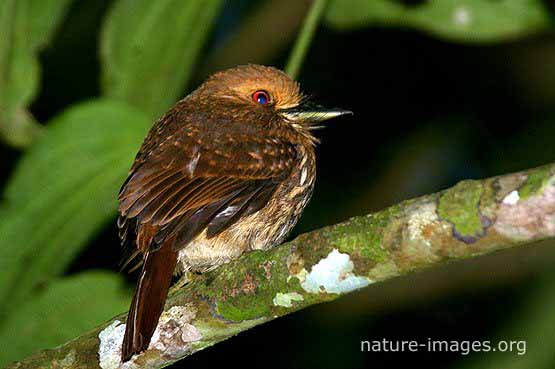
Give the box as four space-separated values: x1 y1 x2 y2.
191 64 352 140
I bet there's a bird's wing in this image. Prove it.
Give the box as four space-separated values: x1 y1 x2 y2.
118 124 297 253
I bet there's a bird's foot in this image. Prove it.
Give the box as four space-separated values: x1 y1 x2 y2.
170 271 193 295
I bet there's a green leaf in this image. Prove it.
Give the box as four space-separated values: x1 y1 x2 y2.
325 0 551 43
0 0 72 147
0 270 131 366
100 0 223 119
0 99 150 318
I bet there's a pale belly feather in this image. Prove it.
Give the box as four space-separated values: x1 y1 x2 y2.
177 152 315 273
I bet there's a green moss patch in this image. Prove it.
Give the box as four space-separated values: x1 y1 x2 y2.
324 205 401 266
197 249 293 322
437 180 487 244
519 165 553 199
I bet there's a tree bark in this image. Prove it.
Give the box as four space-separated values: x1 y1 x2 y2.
8 163 555 369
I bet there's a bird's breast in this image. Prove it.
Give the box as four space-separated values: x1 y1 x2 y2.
257 146 316 245
177 146 316 273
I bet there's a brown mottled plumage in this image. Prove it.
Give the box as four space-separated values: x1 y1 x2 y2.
118 64 351 362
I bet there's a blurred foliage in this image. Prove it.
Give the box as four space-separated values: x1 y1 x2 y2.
0 271 130 365
285 0 328 79
0 100 150 320
326 0 551 42
0 0 72 147
0 0 223 365
0 0 554 367
101 0 223 119
453 270 555 369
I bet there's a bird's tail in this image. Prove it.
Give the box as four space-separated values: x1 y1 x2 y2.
121 243 178 362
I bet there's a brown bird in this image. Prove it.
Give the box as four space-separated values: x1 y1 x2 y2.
117 64 351 361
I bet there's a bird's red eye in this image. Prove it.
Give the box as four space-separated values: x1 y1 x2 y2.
252 90 270 105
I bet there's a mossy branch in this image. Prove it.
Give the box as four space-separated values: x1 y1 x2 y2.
9 163 555 369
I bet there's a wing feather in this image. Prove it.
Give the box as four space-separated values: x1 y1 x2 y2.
206 183 271 238
118 122 297 254
124 171 183 218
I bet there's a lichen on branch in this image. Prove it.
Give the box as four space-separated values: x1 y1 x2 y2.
8 163 555 369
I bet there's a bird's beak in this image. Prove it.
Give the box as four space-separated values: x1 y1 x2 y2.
279 102 353 123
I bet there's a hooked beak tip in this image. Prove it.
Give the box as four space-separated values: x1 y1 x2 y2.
319 109 353 120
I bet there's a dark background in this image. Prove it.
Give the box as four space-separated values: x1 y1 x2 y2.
2 0 555 368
